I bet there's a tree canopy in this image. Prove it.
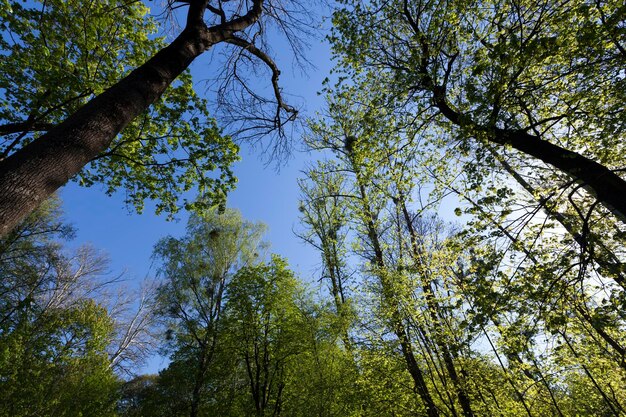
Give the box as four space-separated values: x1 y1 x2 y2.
0 0 240 218
329 0 626 223
1 0 625 416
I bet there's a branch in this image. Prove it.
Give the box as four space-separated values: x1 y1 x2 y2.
208 0 264 34
0 121 55 136
595 0 626 58
401 0 626 223
206 2 226 24
225 35 298 129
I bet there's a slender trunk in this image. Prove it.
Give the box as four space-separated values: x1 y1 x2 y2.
323 238 344 310
448 217 566 415
482 326 534 417
190 380 201 417
398 199 475 417
324 240 353 349
349 155 439 417
190 348 207 417
451 269 541 416
491 315 564 416
575 303 626 369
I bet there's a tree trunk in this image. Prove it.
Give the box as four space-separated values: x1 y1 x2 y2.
398 200 475 417
488 146 626 288
493 127 626 225
349 154 439 417
431 87 626 225
0 23 217 237
0 0 265 237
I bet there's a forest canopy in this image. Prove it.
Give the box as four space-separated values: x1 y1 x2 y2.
1 0 625 416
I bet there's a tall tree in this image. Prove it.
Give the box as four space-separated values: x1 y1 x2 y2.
153 208 267 417
329 0 626 224
0 0 306 236
297 164 354 347
223 256 308 417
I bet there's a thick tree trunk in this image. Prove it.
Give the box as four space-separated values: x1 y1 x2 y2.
493 127 626 224
0 23 218 237
0 0 267 237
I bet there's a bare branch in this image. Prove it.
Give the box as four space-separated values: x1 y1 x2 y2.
225 35 298 125
108 279 160 376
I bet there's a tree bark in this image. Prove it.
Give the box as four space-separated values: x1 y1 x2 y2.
493 128 626 225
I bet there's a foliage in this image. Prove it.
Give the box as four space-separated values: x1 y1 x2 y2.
327 0 626 273
151 208 267 416
0 199 119 417
154 208 267 356
4 1 626 416
222 256 308 416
